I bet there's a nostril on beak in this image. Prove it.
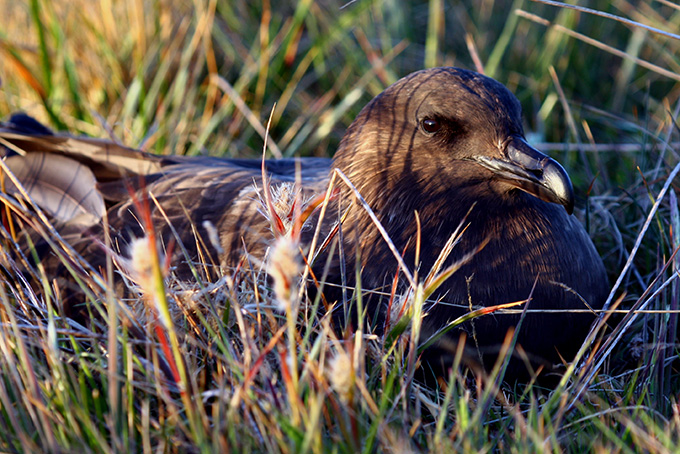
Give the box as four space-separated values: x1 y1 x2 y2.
528 168 543 179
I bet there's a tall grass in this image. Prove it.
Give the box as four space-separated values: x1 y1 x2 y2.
1 0 680 452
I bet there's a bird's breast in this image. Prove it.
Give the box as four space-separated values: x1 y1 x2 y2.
355 191 604 309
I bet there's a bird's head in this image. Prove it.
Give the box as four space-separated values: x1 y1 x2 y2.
334 67 574 215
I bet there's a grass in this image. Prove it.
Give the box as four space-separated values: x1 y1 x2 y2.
1 0 680 452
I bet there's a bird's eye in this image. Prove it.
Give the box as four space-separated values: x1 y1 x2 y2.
421 118 441 133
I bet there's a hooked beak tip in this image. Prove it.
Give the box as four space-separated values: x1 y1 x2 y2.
474 137 575 214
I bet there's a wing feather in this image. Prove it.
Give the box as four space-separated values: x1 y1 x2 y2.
4 152 105 226
0 132 162 178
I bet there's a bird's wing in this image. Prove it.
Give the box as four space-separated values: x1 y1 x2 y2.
3 152 106 227
0 114 332 278
0 115 164 227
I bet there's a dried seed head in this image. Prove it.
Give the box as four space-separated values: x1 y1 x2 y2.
267 236 303 312
120 235 171 324
255 182 314 236
127 236 163 292
387 291 414 334
628 333 645 360
326 351 354 402
270 182 297 219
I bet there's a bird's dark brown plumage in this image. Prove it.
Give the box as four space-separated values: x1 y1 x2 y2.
0 67 608 379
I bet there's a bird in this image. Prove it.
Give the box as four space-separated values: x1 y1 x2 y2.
0 67 608 380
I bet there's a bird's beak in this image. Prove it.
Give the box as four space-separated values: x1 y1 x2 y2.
474 137 575 214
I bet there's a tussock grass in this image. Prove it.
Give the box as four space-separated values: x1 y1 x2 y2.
1 0 680 452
